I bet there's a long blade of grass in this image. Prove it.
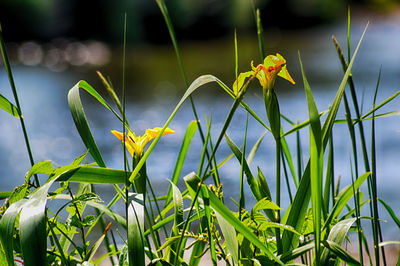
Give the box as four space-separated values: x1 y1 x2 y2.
361 90 400 119
299 52 323 263
214 209 239 264
165 120 198 206
68 80 123 167
127 193 145 266
371 69 386 265
282 24 368 253
0 199 27 265
225 133 262 201
378 198 400 228
57 166 130 184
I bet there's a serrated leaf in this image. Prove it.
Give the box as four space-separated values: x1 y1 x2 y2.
252 198 281 213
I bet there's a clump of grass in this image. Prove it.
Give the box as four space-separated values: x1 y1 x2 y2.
0 2 399 266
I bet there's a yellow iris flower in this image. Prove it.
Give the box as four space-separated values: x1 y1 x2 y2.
111 127 175 157
233 53 295 95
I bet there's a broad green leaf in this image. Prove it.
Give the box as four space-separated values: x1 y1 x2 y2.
0 199 27 265
57 166 129 184
214 208 239 263
299 52 323 262
68 80 122 167
0 93 20 118
19 177 60 266
127 193 145 266
320 218 358 265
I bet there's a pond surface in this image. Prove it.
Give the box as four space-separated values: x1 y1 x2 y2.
1 12 399 239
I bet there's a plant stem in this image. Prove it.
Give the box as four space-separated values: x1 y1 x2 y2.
0 24 39 187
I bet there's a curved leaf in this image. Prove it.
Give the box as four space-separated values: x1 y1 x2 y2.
68 80 122 167
127 193 145 266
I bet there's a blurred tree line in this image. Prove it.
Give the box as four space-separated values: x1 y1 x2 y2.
0 0 396 44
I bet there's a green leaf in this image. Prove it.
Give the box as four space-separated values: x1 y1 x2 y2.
57 166 129 184
224 133 262 201
324 172 370 229
19 178 59 266
278 242 314 263
214 208 239 263
299 52 323 262
320 217 359 265
0 199 27 265
322 240 361 266
165 120 198 206
252 198 281 213
0 93 20 118
170 181 184 231
361 90 400 119
378 198 400 229
127 193 145 266
25 160 54 183
68 80 122 167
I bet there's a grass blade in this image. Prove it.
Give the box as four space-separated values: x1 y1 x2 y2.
299 52 323 263
68 80 122 167
127 193 145 266
165 120 198 206
282 23 368 253
57 166 130 184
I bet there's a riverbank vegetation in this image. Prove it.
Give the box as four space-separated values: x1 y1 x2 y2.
0 2 399 265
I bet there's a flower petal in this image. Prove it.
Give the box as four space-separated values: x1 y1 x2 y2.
145 127 175 141
278 65 295 84
232 70 254 96
111 130 135 156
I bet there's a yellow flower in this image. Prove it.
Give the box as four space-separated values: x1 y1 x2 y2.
111 127 175 157
233 53 295 94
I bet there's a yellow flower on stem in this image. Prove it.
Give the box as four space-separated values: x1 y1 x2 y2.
111 127 175 157
233 53 295 95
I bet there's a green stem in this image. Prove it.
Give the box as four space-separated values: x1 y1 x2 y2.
275 138 282 254
0 24 39 187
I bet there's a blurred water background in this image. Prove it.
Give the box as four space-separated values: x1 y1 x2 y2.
0 0 399 242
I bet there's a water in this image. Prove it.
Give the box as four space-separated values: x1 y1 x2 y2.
1 13 399 240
